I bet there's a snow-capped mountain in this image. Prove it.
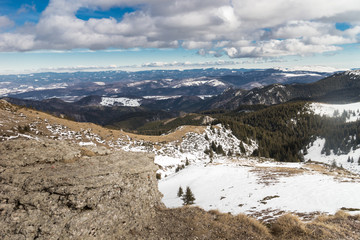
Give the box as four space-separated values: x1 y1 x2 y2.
1 68 333 101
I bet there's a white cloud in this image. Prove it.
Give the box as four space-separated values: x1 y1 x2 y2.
17 4 36 14
0 16 14 29
0 0 359 58
141 60 239 68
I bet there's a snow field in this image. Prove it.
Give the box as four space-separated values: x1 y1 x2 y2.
159 163 360 219
304 138 360 175
309 102 360 123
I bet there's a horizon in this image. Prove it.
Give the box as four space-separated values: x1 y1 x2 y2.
0 1 359 74
0 65 352 76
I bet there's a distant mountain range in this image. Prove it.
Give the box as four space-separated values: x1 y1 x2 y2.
3 69 360 131
1 68 334 101
206 70 360 110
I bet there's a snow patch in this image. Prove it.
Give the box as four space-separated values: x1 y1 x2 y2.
143 95 182 100
281 73 322 77
309 102 360 123
100 97 142 107
304 138 360 175
93 82 105 86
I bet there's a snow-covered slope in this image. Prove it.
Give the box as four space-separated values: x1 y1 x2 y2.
100 97 142 107
309 102 360 122
159 162 360 221
173 78 226 88
304 138 360 174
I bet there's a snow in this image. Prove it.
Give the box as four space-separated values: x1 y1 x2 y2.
309 102 360 122
143 95 182 100
155 156 182 167
79 141 96 146
153 125 257 178
197 95 214 100
281 73 321 77
345 70 360 76
304 138 360 175
159 162 360 219
93 82 105 86
100 97 142 107
275 66 346 73
173 79 226 88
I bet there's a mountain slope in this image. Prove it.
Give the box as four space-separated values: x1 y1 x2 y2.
206 70 360 110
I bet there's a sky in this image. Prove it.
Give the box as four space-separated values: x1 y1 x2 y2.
0 0 359 74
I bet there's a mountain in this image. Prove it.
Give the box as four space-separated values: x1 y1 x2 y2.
3 97 177 130
3 70 360 131
206 70 360 110
1 68 333 101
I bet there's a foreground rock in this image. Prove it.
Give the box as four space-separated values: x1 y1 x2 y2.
0 139 162 239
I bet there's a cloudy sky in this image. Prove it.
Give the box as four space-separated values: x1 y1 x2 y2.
0 0 359 73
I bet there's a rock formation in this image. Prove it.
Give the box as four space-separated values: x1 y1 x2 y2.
0 139 162 239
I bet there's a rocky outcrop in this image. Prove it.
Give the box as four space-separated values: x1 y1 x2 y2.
0 139 162 239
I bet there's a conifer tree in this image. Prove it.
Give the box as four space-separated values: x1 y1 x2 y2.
177 186 183 197
182 186 196 205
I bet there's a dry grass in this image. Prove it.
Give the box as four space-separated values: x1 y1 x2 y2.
80 147 96 157
16 107 207 144
251 166 306 185
270 211 360 239
128 206 360 240
143 207 272 239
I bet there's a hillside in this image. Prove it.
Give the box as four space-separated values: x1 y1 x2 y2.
2 99 360 238
206 70 360 110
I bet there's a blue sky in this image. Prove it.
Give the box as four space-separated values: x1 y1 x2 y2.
0 0 359 73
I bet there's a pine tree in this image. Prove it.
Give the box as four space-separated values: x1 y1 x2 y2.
182 186 195 205
177 186 183 197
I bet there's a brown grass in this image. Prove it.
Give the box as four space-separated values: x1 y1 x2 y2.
128 207 360 240
270 211 360 240
80 147 96 157
15 107 207 144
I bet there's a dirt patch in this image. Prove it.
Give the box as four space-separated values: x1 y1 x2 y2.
250 166 305 185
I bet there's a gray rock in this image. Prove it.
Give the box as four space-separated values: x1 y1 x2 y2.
0 139 162 239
